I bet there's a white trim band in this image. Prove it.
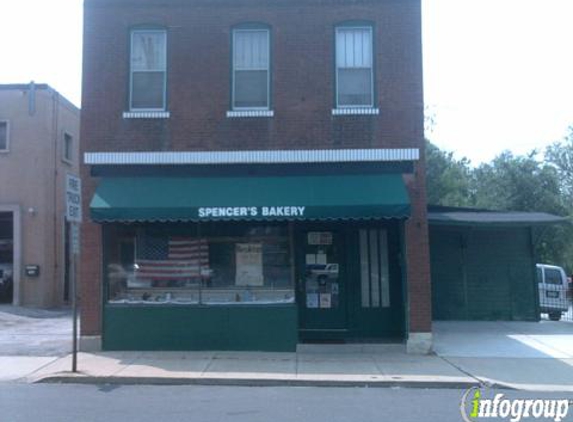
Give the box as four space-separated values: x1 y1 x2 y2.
84 148 419 165
226 110 274 118
332 108 380 116
123 111 171 119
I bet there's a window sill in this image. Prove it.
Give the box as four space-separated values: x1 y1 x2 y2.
226 110 274 118
332 107 380 116
123 111 170 119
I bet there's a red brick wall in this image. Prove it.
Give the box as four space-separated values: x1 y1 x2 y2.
79 0 430 336
405 159 432 333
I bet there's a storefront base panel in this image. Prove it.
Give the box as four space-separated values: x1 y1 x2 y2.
80 335 102 352
103 305 298 352
406 332 432 355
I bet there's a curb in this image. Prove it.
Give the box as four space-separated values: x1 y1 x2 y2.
35 374 481 389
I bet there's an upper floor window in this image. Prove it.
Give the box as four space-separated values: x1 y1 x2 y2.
130 29 167 111
232 28 270 110
335 26 374 108
63 132 73 162
0 121 8 152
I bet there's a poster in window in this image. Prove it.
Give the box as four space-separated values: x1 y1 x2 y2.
331 282 339 295
305 254 316 265
306 293 319 308
235 243 264 286
319 293 332 308
316 253 327 265
307 232 333 245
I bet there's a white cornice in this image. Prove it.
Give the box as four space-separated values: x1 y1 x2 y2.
84 148 420 165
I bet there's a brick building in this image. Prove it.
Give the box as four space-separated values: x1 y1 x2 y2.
80 0 432 352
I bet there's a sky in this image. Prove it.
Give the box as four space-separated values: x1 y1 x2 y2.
1 0 572 164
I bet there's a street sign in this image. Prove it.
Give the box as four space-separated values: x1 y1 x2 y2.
66 174 82 223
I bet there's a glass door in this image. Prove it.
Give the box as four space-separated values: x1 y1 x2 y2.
298 230 347 337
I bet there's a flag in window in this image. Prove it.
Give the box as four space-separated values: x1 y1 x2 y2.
135 236 209 281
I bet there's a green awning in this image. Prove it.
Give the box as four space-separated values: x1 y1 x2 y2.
90 174 410 222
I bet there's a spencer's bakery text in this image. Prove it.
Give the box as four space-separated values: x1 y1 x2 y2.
198 206 306 218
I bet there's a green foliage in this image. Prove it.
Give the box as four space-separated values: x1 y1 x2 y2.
472 151 564 214
425 140 473 207
546 127 573 206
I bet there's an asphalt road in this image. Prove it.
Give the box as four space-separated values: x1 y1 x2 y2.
2 385 573 422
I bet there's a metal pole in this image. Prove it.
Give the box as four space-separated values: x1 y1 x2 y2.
71 223 78 372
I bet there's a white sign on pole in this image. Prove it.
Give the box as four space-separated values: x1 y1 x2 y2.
66 174 82 223
71 224 80 255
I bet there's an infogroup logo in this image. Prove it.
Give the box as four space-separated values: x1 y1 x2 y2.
460 388 572 422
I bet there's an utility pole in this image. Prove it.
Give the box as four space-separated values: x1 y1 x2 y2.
66 174 82 372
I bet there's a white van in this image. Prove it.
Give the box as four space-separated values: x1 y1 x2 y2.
536 264 570 321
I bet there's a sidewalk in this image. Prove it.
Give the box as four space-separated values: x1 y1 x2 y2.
5 342 573 392
17 345 479 389
2 306 573 391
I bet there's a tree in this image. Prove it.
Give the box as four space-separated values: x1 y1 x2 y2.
472 151 564 214
425 140 473 207
546 127 573 207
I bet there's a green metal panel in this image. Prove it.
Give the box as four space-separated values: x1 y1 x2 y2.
294 221 405 341
430 226 538 321
429 229 466 319
103 304 298 351
344 222 405 339
90 174 410 222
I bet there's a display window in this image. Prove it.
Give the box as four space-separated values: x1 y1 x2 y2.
104 223 294 305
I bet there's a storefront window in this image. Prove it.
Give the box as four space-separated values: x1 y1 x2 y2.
105 223 294 305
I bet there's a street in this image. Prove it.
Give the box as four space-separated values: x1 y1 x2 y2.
2 384 573 422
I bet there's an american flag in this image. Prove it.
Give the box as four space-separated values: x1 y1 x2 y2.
135 236 209 281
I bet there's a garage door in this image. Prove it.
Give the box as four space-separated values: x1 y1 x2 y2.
430 227 538 321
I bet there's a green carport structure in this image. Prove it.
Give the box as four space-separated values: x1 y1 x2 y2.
428 206 567 321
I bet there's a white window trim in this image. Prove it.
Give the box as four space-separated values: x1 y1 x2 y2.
232 28 271 111
0 120 9 153
129 29 168 112
62 131 73 164
332 107 379 116
123 111 171 119
335 26 375 109
226 110 274 118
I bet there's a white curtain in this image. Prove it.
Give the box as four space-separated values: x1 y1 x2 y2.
234 30 269 71
336 27 372 69
131 31 166 71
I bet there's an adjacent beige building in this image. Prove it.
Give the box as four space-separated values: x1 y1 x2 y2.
0 83 80 307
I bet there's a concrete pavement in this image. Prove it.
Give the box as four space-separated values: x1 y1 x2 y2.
434 321 573 391
0 305 72 356
2 305 573 391
0 305 73 383
23 347 477 388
